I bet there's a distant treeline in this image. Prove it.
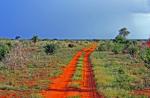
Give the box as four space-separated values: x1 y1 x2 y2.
0 38 148 41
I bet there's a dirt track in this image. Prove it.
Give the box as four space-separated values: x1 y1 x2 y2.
41 44 104 98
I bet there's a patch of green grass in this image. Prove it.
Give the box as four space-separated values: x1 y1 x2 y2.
30 93 44 98
91 51 149 98
68 82 81 89
48 68 62 78
0 84 18 90
72 56 83 81
67 95 81 98
69 56 84 89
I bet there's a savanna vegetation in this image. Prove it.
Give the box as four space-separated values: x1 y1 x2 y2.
0 38 88 97
92 28 150 98
0 28 149 98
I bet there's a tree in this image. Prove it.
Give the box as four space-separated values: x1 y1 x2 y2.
113 28 131 53
15 36 21 40
114 35 126 44
31 35 39 44
119 27 130 38
114 28 130 44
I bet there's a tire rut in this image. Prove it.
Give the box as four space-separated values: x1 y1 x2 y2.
41 45 104 98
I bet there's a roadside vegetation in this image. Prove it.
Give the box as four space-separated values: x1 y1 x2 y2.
92 51 149 98
92 28 150 97
67 96 81 98
0 30 149 97
0 38 88 97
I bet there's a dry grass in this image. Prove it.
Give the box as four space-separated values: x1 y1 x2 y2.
91 51 149 98
0 40 89 97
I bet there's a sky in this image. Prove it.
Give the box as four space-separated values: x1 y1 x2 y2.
0 0 150 39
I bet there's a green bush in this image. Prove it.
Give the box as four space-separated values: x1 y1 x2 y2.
97 41 114 51
97 43 108 51
114 35 126 44
128 45 139 58
31 35 39 43
141 48 150 68
44 44 56 55
0 44 10 60
68 44 75 48
112 43 124 54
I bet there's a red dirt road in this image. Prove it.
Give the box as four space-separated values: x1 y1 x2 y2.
41 44 103 98
41 51 83 98
80 46 103 98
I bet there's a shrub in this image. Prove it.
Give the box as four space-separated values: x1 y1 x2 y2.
97 41 114 51
141 48 150 68
4 43 30 69
15 36 21 40
119 27 130 37
112 43 124 54
68 44 75 48
114 35 126 44
97 43 108 51
31 35 39 44
44 44 56 55
0 85 17 90
128 45 139 58
0 44 10 60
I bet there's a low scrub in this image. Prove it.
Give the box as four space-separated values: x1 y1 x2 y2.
91 51 149 98
0 44 10 60
112 43 124 54
68 44 75 48
4 43 30 69
44 44 56 55
140 48 150 69
128 45 139 58
97 41 114 51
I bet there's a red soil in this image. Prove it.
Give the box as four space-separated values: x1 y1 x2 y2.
0 45 103 98
133 89 150 97
80 46 104 98
41 44 104 98
146 41 150 48
41 51 83 98
0 94 17 98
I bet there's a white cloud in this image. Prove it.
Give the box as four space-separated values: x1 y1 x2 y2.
132 13 150 39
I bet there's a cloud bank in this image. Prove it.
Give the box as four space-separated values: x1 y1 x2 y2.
0 0 149 39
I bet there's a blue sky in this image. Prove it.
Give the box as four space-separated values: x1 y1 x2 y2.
0 0 150 39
